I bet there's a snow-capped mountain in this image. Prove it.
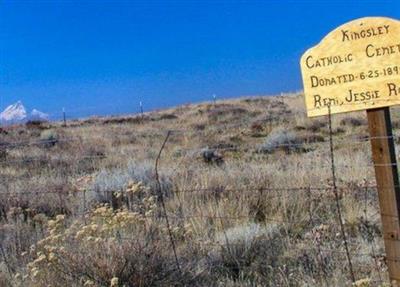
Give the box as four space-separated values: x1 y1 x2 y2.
0 101 49 124
0 101 27 122
30 109 49 120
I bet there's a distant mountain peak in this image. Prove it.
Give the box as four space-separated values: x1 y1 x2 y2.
30 109 49 120
0 101 27 122
0 101 49 124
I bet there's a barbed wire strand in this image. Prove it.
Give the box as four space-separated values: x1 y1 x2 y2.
0 184 387 198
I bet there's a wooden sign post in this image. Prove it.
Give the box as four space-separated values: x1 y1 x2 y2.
367 107 400 284
300 17 400 284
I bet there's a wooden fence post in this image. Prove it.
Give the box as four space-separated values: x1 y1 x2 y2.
367 107 400 285
62 108 66 127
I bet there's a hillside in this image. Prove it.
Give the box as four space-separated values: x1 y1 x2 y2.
0 92 396 286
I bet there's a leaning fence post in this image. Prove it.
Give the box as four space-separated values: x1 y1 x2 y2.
154 131 181 274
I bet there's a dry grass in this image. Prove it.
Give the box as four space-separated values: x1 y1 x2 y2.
0 92 391 286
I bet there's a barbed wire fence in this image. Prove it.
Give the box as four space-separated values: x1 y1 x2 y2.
139 111 389 285
0 101 399 285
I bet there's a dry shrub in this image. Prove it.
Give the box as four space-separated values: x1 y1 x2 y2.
392 119 400 129
207 105 249 122
258 129 305 153
0 270 10 287
0 147 7 160
25 120 50 130
7 189 74 218
39 130 58 148
249 121 271 137
74 145 107 174
250 122 264 133
101 116 146 125
0 127 9 135
0 178 76 218
193 123 206 131
241 97 271 106
20 196 196 287
201 148 224 166
91 161 172 205
206 223 286 284
298 133 325 144
340 117 366 127
157 113 178 120
304 119 326 132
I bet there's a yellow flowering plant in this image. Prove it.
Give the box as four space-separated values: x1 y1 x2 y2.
19 181 189 287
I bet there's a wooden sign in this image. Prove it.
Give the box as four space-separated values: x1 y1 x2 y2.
301 17 400 285
300 17 400 117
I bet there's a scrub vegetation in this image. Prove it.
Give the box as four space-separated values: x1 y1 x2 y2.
0 92 395 286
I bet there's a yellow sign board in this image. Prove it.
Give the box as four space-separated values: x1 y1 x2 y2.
300 17 400 117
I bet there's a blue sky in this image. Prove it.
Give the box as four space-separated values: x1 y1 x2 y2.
1 0 400 118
